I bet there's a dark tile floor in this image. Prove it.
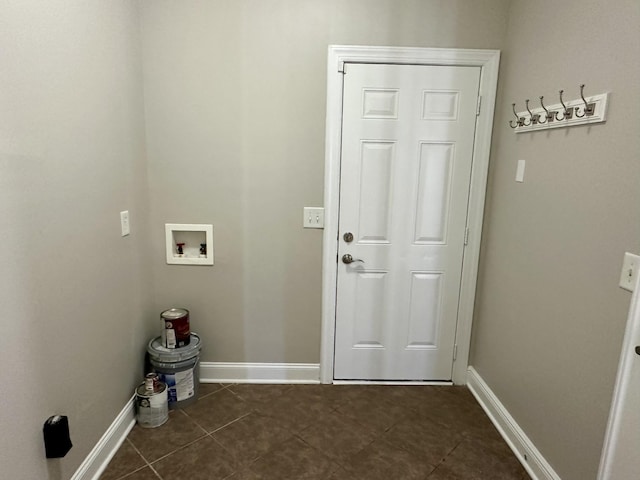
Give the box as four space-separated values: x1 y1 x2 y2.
100 383 530 480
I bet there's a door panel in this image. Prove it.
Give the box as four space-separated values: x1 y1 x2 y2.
406 272 443 348
334 63 481 381
352 271 387 348
358 142 394 242
414 142 455 244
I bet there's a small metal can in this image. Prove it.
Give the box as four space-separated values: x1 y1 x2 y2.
144 372 162 393
135 374 168 428
161 308 190 349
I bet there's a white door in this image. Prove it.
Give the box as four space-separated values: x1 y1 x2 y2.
334 63 481 381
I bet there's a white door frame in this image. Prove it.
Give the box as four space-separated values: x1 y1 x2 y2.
320 46 500 385
598 272 640 479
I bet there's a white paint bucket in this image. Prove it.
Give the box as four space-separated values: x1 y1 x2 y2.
147 333 201 409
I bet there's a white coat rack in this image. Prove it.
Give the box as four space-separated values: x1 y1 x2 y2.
509 84 609 133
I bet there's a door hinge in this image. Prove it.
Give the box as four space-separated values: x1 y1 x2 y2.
464 227 470 246
338 62 346 74
453 344 458 361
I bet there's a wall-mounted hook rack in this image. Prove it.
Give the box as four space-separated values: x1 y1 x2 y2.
509 85 609 133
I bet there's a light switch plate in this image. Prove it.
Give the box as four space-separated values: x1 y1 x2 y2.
120 211 130 236
515 160 526 183
619 252 640 292
303 207 324 229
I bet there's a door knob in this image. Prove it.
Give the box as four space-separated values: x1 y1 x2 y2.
343 232 354 243
342 254 364 264
635 346 640 356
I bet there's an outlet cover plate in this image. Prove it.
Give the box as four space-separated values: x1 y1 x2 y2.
619 252 640 292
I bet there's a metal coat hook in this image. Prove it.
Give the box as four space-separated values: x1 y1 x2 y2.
538 96 553 124
575 84 595 118
555 89 573 121
509 103 521 128
524 99 534 126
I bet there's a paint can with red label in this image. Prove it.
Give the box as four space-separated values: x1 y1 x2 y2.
161 308 190 349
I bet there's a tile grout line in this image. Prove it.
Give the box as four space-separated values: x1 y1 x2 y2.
119 438 160 480
294 410 382 473
292 432 345 470
180 416 211 437
209 408 302 476
146 461 164 480
130 385 253 474
176 408 209 436
207 410 254 435
196 383 232 401
113 465 148 480
141 385 253 468
179 385 248 435
203 409 270 473
126 409 209 472
209 434 257 480
116 384 288 480
427 438 464 478
145 433 210 466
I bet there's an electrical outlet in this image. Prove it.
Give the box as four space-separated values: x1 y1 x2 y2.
120 211 130 237
303 207 324 229
619 252 640 292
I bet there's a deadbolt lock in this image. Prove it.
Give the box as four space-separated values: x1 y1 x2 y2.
343 232 354 243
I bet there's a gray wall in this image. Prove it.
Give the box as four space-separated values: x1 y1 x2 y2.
139 0 510 364
470 1 640 479
0 2 154 478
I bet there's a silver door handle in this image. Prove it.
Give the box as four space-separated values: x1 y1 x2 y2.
342 254 364 264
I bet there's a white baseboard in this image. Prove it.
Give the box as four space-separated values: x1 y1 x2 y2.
200 362 320 384
70 396 136 480
466 367 561 480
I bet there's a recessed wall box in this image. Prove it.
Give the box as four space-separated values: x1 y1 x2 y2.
165 224 214 265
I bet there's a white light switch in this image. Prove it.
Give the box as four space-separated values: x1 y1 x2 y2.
120 211 130 236
619 252 640 292
303 207 324 229
515 159 526 183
